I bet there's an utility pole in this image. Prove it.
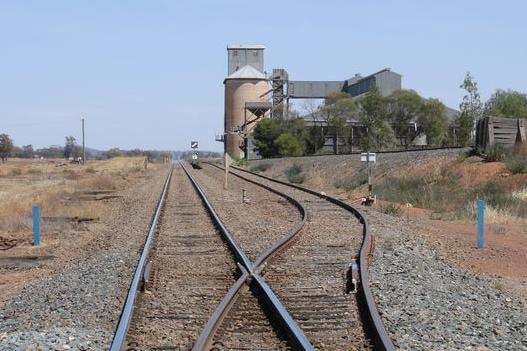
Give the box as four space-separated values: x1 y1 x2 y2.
82 118 86 165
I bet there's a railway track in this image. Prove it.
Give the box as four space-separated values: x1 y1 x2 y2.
111 163 311 350
200 162 395 350
111 161 394 350
111 165 240 350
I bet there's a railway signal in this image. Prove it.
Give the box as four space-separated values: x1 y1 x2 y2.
190 141 200 168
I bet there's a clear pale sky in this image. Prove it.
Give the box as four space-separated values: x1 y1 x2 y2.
1 1 525 151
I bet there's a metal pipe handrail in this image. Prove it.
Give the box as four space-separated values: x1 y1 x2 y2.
110 165 174 351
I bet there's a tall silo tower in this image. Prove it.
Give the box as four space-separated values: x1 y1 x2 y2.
224 45 270 159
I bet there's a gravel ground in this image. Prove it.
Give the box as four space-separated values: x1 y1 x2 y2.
224 166 371 349
0 166 169 350
189 164 300 262
365 207 527 351
127 165 241 349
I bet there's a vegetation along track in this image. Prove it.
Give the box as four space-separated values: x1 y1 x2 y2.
202 162 395 350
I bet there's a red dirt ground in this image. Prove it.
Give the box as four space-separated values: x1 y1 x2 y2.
374 200 527 295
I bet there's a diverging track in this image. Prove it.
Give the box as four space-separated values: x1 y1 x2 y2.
111 163 311 350
111 161 395 350
200 162 395 351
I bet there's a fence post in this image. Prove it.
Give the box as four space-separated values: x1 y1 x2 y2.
477 199 485 249
33 205 40 246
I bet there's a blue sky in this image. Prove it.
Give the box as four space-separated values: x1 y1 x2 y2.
1 1 525 151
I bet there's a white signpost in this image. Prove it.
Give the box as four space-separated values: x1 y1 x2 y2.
360 152 376 204
360 152 376 163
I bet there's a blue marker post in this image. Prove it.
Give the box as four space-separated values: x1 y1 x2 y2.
32 205 41 246
477 199 485 249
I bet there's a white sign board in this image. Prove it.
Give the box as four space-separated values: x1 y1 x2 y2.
191 141 198 149
192 154 198 160
360 152 376 163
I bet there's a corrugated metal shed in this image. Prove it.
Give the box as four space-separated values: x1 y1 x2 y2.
343 68 402 97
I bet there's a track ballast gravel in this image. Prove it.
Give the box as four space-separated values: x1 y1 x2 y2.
189 165 300 263
365 208 527 351
200 164 372 350
126 164 240 349
0 167 169 350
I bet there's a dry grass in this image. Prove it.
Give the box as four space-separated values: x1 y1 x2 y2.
513 143 527 160
460 200 527 224
0 157 148 236
482 205 527 224
512 187 527 201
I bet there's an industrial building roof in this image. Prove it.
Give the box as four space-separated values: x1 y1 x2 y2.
227 44 265 50
345 68 401 85
225 65 266 80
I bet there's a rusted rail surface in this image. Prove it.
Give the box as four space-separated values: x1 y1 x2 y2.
181 162 313 350
110 165 173 351
228 164 396 351
113 159 393 350
111 162 312 350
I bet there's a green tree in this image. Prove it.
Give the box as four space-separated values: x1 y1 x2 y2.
301 100 326 154
128 148 144 156
320 94 357 153
253 118 283 158
37 146 64 159
458 72 482 146
484 89 527 118
0 133 14 162
105 147 123 158
418 99 448 146
275 133 304 157
21 145 34 158
386 90 423 145
357 88 395 150
64 136 77 159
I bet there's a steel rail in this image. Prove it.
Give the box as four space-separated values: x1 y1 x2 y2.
192 270 250 351
229 164 396 351
110 165 174 351
181 162 253 271
181 162 314 351
206 163 308 269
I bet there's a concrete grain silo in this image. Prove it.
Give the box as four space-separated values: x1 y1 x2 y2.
224 45 269 159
